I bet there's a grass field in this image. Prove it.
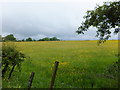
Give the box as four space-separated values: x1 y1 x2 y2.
2 40 118 88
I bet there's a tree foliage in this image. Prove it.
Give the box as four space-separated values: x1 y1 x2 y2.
26 37 33 41
38 37 60 41
77 1 120 42
50 37 60 41
4 34 16 41
1 34 60 42
40 37 50 41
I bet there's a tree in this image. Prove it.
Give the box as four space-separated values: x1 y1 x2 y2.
22 39 25 41
76 1 120 84
41 37 50 41
76 1 120 43
38 37 60 41
50 37 60 41
26 37 33 41
38 39 43 41
4 34 16 41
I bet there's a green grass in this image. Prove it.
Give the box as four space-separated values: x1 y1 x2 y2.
2 40 118 88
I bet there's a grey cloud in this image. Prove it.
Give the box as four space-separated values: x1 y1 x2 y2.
2 2 118 40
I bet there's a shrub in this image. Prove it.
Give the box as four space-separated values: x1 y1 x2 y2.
2 42 26 79
104 54 120 80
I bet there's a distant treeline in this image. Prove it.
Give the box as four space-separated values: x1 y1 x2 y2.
0 34 60 42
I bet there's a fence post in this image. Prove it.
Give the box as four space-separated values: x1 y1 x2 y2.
49 61 59 90
28 72 35 90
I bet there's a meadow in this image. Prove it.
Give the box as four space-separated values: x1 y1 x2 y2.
2 40 118 88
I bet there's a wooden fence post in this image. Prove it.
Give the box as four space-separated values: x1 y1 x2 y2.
49 61 59 90
28 72 35 90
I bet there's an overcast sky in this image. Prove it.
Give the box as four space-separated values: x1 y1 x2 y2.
0 0 118 40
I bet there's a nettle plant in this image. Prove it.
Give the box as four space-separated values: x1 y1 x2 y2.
2 42 26 79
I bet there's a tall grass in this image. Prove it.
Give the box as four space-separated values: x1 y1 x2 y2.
2 40 118 88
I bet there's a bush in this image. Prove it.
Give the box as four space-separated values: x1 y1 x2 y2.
2 42 26 79
104 54 120 80
105 61 118 79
